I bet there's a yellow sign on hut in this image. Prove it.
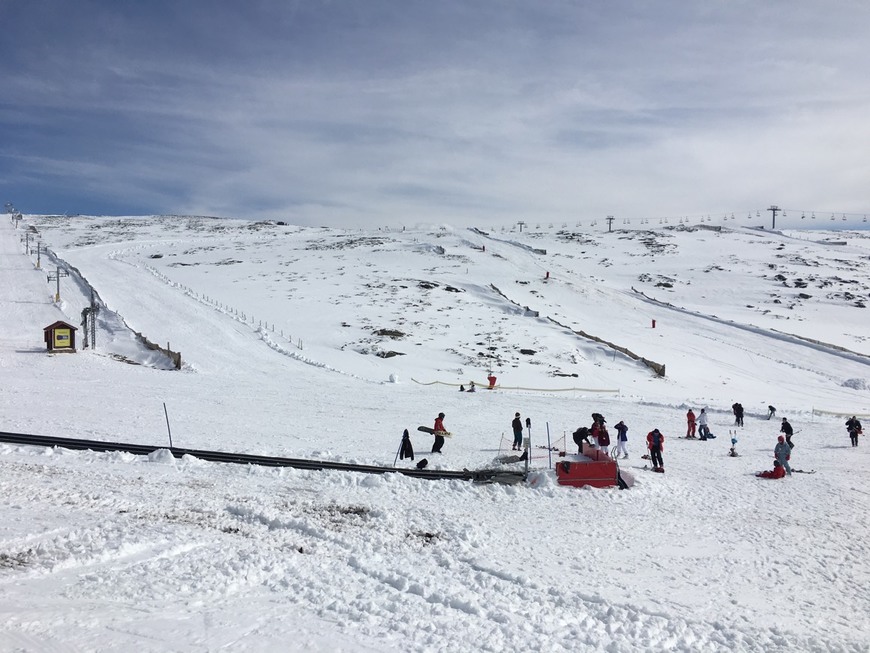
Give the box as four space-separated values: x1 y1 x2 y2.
43 320 77 352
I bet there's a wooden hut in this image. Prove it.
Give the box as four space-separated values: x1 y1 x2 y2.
43 320 77 352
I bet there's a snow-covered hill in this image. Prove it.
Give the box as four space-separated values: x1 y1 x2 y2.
1 214 869 652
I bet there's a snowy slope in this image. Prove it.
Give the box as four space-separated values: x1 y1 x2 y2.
1 214 869 652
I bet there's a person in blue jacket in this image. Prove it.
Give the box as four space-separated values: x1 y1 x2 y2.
774 435 792 476
615 421 629 458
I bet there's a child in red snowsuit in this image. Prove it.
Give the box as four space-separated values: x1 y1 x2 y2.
757 459 786 479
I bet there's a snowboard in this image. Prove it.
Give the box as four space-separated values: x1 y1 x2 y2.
417 426 453 438
792 469 816 474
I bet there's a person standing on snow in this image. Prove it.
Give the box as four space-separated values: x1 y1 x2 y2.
432 412 447 454
615 420 629 458
698 409 710 439
774 435 792 475
511 412 524 451
646 428 665 472
732 403 744 427
846 416 862 447
686 409 697 438
597 420 611 455
780 418 794 449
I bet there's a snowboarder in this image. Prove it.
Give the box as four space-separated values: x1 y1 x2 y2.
698 409 710 439
615 420 628 458
729 436 739 457
432 412 447 454
846 416 862 447
511 412 523 451
774 435 792 475
468 381 476 393
767 405 777 420
686 409 696 438
732 402 744 427
780 418 794 449
757 459 786 479
646 428 665 472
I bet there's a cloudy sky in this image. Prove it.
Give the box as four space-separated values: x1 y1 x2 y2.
1 1 868 227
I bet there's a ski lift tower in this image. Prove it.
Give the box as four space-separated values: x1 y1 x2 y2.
768 205 780 229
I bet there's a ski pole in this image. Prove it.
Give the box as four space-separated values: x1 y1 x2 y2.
546 422 552 469
163 402 174 448
393 435 404 467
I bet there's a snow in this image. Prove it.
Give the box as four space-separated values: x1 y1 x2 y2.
2 214 869 652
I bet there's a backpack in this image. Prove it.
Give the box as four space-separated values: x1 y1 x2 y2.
651 431 662 447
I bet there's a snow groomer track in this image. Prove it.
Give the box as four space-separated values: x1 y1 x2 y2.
0 431 526 484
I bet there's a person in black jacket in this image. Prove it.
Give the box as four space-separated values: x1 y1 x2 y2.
780 418 794 449
732 402 744 427
846 416 862 447
511 413 524 451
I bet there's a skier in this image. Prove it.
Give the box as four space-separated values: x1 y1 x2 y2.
698 409 710 439
732 402 744 427
686 409 697 438
615 420 629 458
757 459 786 479
646 428 665 472
780 418 794 449
511 412 523 451
846 416 862 447
432 412 447 454
774 435 792 476
767 405 777 420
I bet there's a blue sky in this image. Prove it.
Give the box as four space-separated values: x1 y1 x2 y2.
2 1 868 227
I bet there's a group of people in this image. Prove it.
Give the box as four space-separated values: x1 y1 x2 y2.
419 404 861 481
571 413 660 470
685 408 712 439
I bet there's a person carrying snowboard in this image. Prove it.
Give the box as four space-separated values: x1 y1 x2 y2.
646 428 665 472
432 412 447 454
511 412 524 451
780 418 794 449
774 435 792 475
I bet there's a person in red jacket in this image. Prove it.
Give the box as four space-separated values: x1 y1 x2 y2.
646 429 665 472
432 412 447 454
686 409 696 438
757 459 786 479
